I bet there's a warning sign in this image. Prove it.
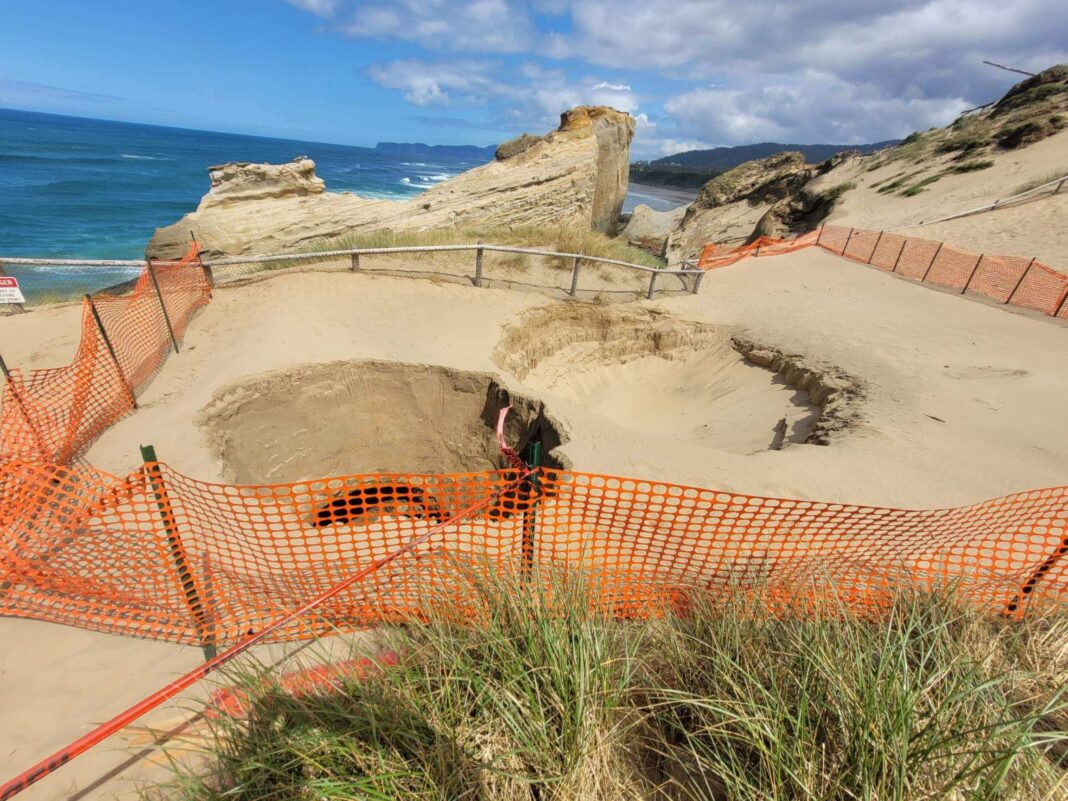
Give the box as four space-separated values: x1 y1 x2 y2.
0 276 25 304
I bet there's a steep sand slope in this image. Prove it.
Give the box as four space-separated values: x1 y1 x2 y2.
811 128 1068 267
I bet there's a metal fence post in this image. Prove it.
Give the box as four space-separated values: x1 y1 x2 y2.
961 254 983 294
140 444 216 660
86 295 137 408
521 441 541 581
842 227 856 257
1004 532 1068 618
891 238 908 273
568 256 581 297
1005 257 1035 304
867 231 884 264
1052 287 1068 318
0 351 47 459
646 270 658 300
350 251 360 271
146 258 180 354
920 242 943 282
474 242 484 287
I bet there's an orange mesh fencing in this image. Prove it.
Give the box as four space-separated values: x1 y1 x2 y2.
0 243 210 464
697 224 1068 318
0 233 1066 651
1 458 1065 647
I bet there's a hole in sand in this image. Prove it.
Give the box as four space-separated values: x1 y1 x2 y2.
198 360 564 485
495 303 821 455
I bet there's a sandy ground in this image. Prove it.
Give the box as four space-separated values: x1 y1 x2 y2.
1 250 1067 798
0 618 371 801
816 128 1068 268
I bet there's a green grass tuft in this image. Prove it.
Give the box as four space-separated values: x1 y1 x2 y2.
160 572 1068 801
947 159 995 173
900 174 943 197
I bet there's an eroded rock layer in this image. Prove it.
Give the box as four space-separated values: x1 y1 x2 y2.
148 106 635 259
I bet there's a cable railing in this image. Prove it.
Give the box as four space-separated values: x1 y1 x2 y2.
199 242 703 300
0 243 705 304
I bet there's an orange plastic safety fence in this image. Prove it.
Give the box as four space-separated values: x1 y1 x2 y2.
0 460 532 644
697 225 1068 318
1 459 1065 646
0 243 210 464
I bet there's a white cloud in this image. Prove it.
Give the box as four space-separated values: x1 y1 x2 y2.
287 0 1068 146
555 0 1068 143
340 0 535 53
367 60 507 106
368 59 643 129
664 72 971 145
284 0 340 17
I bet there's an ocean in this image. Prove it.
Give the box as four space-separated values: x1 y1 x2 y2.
0 108 690 301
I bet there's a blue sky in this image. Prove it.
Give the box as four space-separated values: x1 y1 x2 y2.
2 0 1066 159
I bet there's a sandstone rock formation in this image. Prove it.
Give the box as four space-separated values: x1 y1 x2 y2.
665 152 815 263
148 106 635 259
620 203 686 256
664 151 850 263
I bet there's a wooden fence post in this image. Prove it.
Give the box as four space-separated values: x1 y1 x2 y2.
146 258 180 354
646 270 658 300
568 256 581 297
140 444 216 659
350 251 360 272
691 268 705 295
474 242 484 287
921 242 944 282
86 295 137 408
815 223 825 246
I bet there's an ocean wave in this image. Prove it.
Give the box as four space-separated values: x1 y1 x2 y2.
0 154 119 165
417 173 451 182
401 162 428 167
121 153 170 161
399 177 412 184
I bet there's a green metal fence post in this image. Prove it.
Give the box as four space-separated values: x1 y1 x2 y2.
140 444 216 659
520 441 542 580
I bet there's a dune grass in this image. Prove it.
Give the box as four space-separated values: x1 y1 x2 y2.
160 571 1068 801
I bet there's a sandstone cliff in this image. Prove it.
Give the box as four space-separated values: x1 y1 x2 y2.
665 151 822 263
148 106 635 259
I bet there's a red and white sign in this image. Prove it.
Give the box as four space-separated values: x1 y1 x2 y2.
0 276 25 304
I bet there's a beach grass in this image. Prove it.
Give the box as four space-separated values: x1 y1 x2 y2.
159 571 1068 801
